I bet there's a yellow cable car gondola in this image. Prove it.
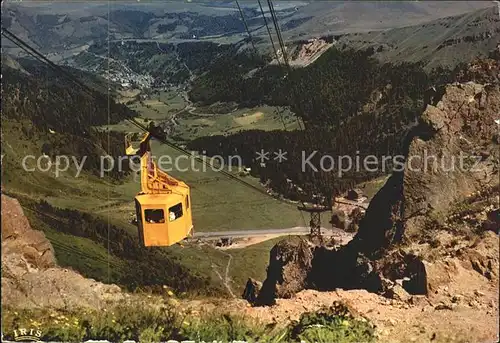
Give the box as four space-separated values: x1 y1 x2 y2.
126 132 193 247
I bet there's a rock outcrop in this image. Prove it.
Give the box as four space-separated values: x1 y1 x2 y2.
255 237 313 305
249 59 499 306
289 38 333 67
242 278 262 303
330 208 347 230
458 231 499 282
2 195 57 270
357 79 499 255
1 194 124 309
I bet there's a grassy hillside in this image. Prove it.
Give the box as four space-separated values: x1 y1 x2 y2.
1 55 307 297
7 190 291 297
336 6 500 70
11 194 222 294
277 1 494 40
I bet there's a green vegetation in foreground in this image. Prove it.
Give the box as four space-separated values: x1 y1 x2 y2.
1 301 375 343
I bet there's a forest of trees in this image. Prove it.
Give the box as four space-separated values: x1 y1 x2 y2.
188 47 461 120
86 40 267 85
187 47 473 202
1 61 137 179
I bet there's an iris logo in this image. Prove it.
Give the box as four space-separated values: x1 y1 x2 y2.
13 328 42 342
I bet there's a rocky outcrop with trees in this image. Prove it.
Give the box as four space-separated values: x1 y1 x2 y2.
246 56 500 306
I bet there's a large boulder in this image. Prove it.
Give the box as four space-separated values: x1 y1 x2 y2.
375 250 428 295
1 194 124 309
330 208 347 230
1 195 56 269
242 278 262 304
256 237 313 305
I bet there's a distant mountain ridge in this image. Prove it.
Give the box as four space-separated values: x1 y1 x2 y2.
2 1 494 56
334 6 500 69
278 1 495 39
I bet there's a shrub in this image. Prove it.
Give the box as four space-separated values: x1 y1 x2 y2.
286 301 376 343
2 301 376 343
178 314 277 342
2 305 179 342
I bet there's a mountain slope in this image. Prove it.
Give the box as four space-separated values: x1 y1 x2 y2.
335 6 500 69
0 58 226 296
1 1 251 54
2 1 494 57
259 1 496 39
1 58 134 178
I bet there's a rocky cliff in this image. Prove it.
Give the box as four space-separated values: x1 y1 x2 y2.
250 57 500 305
357 67 499 255
1 194 123 309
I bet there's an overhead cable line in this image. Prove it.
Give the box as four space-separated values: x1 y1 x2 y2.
257 0 280 67
235 0 257 55
257 0 290 131
264 0 330 206
1 27 297 207
258 1 317 224
267 0 290 67
265 0 304 131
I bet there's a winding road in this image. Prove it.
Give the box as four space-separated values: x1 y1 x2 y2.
192 226 349 240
